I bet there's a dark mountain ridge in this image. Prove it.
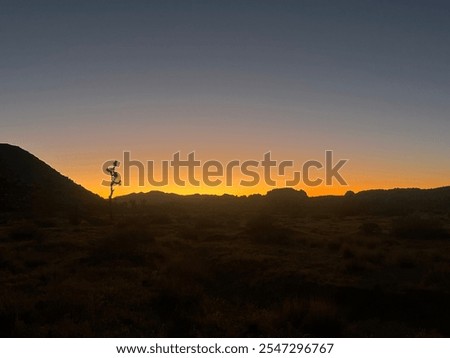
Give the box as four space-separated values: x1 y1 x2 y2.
115 186 450 217
0 143 103 218
1 143 449 218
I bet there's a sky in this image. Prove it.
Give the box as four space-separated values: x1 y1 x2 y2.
1 0 449 198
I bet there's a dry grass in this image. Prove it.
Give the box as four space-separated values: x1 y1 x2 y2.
0 213 450 337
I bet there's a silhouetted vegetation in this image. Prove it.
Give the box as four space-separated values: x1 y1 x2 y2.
391 214 448 239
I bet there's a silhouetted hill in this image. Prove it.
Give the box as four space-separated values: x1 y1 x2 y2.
0 144 103 219
337 187 450 216
115 186 450 216
1 143 449 219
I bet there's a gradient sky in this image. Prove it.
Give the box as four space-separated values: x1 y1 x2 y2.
1 0 449 197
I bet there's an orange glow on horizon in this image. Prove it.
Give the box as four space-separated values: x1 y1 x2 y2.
64 166 450 199
33 147 450 200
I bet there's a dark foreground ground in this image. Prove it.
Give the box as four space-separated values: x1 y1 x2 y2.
1 206 449 337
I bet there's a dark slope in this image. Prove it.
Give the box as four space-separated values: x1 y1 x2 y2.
0 143 104 217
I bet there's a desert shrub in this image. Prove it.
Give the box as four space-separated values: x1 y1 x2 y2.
147 251 210 337
391 215 448 239
178 226 199 240
0 248 24 273
361 249 384 265
340 244 374 272
327 239 343 252
0 295 17 337
359 222 382 235
68 214 81 226
245 214 291 243
141 212 172 225
88 222 155 265
277 296 342 336
392 252 417 269
344 259 369 273
245 213 274 232
0 214 9 225
8 222 43 241
86 217 109 226
0 252 10 270
150 279 202 337
310 213 331 220
342 246 356 259
35 218 58 228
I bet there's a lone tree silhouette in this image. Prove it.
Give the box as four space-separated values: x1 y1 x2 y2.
106 160 121 220
106 160 121 200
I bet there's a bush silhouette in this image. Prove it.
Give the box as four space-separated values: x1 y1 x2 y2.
391 215 448 239
359 222 382 235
